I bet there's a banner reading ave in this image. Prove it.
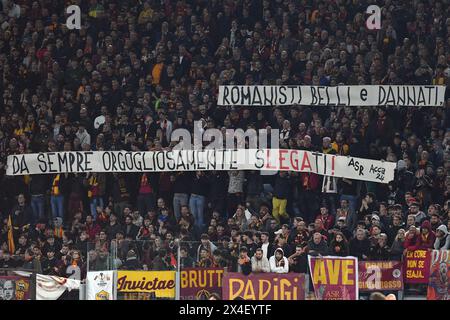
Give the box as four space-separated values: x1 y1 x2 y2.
308 255 359 300
6 149 396 183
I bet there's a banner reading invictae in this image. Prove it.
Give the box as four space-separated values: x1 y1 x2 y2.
116 271 175 299
308 256 358 300
6 149 396 183
218 85 445 106
427 250 450 300
222 272 306 300
358 261 403 292
180 268 224 300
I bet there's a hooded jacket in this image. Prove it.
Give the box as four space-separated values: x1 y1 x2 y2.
403 232 420 251
269 248 289 273
434 225 450 250
418 220 436 249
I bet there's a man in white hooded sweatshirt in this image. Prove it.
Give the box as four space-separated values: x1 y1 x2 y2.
269 248 289 273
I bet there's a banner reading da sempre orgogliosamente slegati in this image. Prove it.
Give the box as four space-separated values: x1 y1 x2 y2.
7 149 396 183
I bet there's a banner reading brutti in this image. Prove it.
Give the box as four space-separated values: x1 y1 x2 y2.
180 268 224 300
427 250 450 300
404 250 431 284
358 261 403 292
222 273 306 300
308 256 358 300
116 271 176 299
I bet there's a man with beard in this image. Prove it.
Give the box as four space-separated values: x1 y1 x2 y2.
241 231 257 258
434 225 450 250
269 248 289 273
288 244 308 273
251 248 270 273
258 232 274 260
41 248 64 276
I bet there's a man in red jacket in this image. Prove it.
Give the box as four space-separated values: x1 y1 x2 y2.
315 206 335 231
85 214 101 240
418 220 436 249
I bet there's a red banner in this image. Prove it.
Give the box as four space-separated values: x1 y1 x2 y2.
180 268 224 300
427 250 450 300
358 261 403 291
222 272 306 300
404 250 431 284
308 256 358 300
0 276 31 300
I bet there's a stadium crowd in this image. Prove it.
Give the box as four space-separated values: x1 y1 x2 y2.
0 0 449 280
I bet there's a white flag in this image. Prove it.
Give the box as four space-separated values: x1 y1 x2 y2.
36 274 80 300
86 271 115 300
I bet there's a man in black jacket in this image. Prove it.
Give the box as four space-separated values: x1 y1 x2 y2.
208 171 228 217
242 231 258 258
121 249 143 270
172 172 191 220
10 194 33 230
245 171 263 211
123 215 139 240
105 213 122 241
307 233 328 256
349 228 370 260
29 174 49 224
189 171 209 233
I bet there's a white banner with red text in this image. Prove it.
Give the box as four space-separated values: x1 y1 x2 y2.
6 149 396 183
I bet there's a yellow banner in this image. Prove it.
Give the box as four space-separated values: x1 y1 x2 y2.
117 271 176 298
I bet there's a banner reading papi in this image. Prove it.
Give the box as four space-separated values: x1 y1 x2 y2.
6 149 396 183
218 85 445 106
308 255 358 300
